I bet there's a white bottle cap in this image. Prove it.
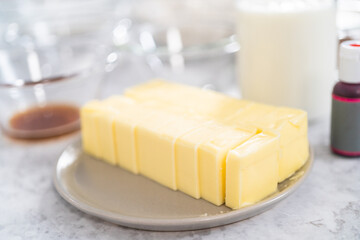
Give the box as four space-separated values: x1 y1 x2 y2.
339 40 360 83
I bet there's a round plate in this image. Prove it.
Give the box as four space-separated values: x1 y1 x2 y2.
54 140 313 231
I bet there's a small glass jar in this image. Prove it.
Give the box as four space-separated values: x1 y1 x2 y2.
0 38 106 138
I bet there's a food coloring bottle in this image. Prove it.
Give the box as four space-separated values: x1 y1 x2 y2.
331 40 360 156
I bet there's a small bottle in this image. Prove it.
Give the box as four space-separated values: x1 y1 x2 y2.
331 40 360 156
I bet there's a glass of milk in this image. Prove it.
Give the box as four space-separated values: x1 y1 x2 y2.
236 0 337 119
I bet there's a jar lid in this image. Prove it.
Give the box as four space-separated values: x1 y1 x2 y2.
339 40 360 83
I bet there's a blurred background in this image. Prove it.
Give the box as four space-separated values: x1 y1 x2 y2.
0 0 239 95
0 0 359 137
1 0 359 93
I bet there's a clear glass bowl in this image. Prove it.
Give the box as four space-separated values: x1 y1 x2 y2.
0 38 107 139
109 0 239 96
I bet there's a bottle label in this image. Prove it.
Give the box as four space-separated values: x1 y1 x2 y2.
331 94 360 156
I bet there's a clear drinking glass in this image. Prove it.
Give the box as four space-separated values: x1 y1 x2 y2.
236 0 338 119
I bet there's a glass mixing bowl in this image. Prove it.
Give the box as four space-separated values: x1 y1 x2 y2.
0 38 108 138
107 0 239 96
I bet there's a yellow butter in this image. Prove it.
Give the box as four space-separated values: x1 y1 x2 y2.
251 108 308 181
175 122 252 199
95 111 117 165
125 79 251 120
125 80 309 183
80 101 104 159
136 109 205 190
81 80 309 210
82 100 133 166
253 107 308 144
222 103 275 126
174 124 222 199
197 124 257 205
102 96 155 173
226 131 280 209
82 96 161 173
279 136 309 181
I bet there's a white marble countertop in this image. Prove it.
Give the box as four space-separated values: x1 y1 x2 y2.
0 67 359 239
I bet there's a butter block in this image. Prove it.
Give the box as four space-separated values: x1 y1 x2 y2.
174 126 218 199
81 80 309 210
226 131 280 209
224 105 308 182
251 108 308 181
279 136 309 181
253 107 308 145
95 110 117 165
197 125 257 205
80 101 104 159
82 98 142 167
125 79 252 120
126 80 309 183
113 117 137 173
102 96 155 173
136 110 204 190
222 103 275 126
175 122 230 199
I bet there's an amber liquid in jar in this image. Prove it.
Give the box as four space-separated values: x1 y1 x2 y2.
8 104 80 139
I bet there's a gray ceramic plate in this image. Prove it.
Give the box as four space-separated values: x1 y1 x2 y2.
54 140 313 231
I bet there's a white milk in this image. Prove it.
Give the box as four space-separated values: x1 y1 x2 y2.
236 0 337 119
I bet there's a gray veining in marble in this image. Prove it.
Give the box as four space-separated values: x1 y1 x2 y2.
1 65 360 240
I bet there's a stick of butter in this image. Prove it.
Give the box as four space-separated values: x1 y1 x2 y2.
81 80 309 209
226 131 280 209
125 80 309 183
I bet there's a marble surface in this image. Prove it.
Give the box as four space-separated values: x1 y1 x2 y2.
0 70 360 239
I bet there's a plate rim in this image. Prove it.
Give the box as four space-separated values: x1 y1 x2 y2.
53 141 314 231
